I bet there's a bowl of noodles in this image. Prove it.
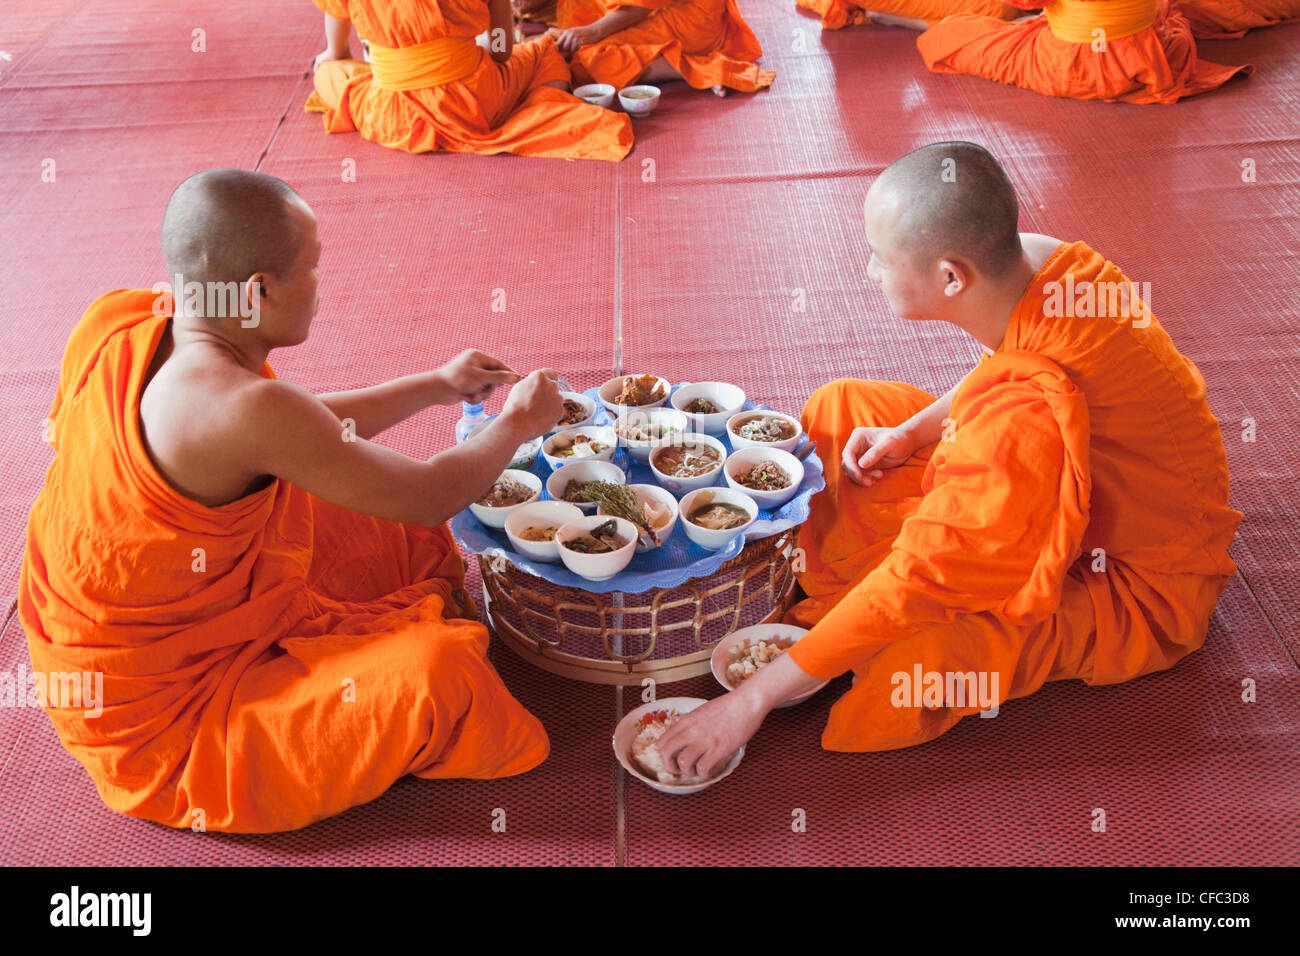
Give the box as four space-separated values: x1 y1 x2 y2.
678 486 757 550
723 446 804 509
467 469 543 530
613 697 744 795
726 410 802 454
615 407 688 462
670 382 746 435
648 432 727 495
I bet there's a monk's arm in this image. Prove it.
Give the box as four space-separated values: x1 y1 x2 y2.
898 379 961 447
555 4 652 53
487 0 516 62
319 11 352 62
237 377 555 526
318 349 519 440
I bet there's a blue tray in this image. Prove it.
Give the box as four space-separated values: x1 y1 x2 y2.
450 385 824 595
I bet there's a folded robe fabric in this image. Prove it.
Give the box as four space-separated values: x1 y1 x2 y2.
917 0 1253 104
795 0 1017 31
785 241 1242 752
18 290 550 833
306 0 633 160
556 0 775 92
1174 0 1300 37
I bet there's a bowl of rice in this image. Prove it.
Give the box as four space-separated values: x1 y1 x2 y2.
613 697 744 795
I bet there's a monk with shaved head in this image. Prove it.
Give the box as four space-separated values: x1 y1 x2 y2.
658 142 1241 772
20 168 561 832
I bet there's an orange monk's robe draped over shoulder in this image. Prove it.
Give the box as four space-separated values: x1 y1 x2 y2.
917 0 1252 104
785 242 1242 752
18 291 550 833
307 0 632 160
1175 0 1300 37
795 0 1018 32
557 0 775 92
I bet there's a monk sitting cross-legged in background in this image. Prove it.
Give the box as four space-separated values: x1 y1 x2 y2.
518 0 774 96
19 169 564 833
307 0 633 160
794 0 1023 33
916 0 1252 103
655 142 1242 775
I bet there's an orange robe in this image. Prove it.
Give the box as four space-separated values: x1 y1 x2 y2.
18 290 550 833
556 0 775 92
785 242 1242 752
306 0 632 160
917 0 1252 104
795 0 1018 31
1175 0 1300 37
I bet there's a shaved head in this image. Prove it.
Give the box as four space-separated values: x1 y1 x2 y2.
162 168 308 290
871 142 1021 278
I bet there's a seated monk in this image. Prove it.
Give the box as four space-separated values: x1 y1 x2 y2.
526 0 775 96
794 0 1023 33
18 169 564 833
306 0 632 160
1175 0 1300 38
916 0 1253 104
655 142 1242 772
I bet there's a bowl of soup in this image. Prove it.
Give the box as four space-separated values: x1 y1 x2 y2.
726 410 802 453
504 500 584 563
670 382 746 436
467 469 543 529
678 486 757 551
542 425 617 470
648 432 727 495
724 446 804 510
617 85 661 117
574 83 616 108
555 515 638 582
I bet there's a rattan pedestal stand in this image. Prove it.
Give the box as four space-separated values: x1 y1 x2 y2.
478 531 799 685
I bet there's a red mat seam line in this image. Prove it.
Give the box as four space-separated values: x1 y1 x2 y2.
0 0 96 98
614 685 626 867
1230 567 1296 668
253 70 313 173
613 169 624 378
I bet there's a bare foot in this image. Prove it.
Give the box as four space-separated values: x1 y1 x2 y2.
712 84 728 98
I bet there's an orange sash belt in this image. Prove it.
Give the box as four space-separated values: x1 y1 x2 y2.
1044 0 1158 43
367 36 484 91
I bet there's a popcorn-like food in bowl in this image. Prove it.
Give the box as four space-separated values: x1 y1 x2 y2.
630 709 714 787
725 636 796 687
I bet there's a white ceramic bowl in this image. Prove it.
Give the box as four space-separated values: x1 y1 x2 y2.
709 624 829 708
597 482 679 554
726 409 803 453
555 514 638 582
467 469 543 530
551 391 598 433
545 459 626 513
617 84 661 117
614 407 689 463
504 500 584 563
574 83 616 108
542 425 618 470
613 697 744 795
671 382 747 435
598 374 671 416
647 432 727 496
469 418 543 469
678 486 757 551
723 446 804 510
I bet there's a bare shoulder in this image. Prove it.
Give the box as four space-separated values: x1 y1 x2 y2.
1021 233 1066 271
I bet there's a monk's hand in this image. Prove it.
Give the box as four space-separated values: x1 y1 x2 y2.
656 687 768 781
555 25 600 55
842 425 916 487
437 349 522 404
501 368 565 438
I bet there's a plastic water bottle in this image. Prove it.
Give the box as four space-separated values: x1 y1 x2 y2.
455 401 487 444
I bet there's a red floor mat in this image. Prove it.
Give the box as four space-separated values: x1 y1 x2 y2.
0 0 1296 866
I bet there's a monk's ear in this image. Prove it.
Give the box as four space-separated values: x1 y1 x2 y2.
937 259 968 298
